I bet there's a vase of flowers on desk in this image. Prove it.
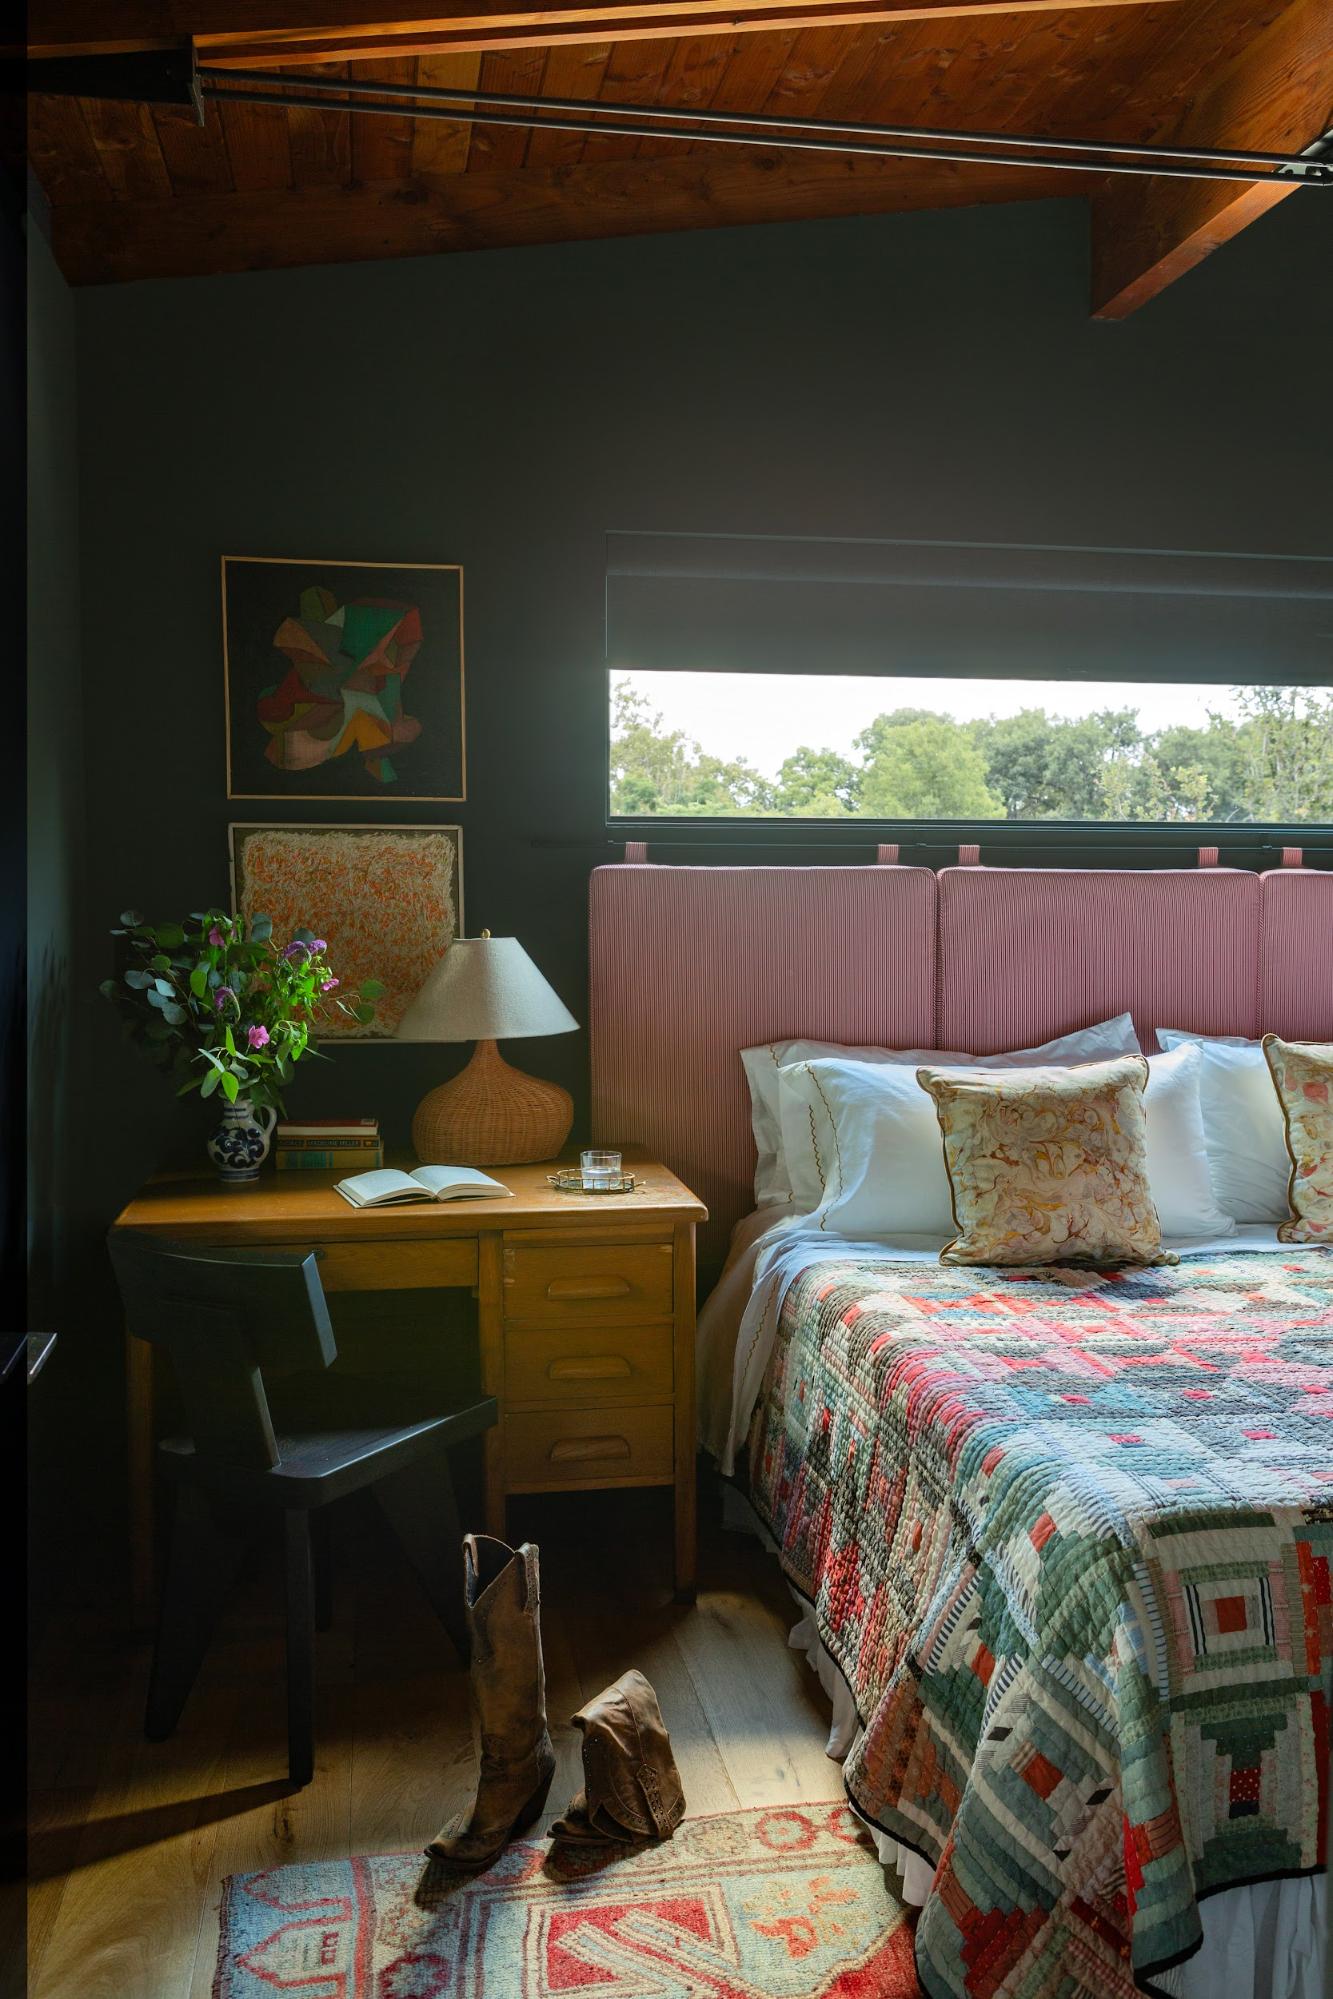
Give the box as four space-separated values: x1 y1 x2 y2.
101 908 383 1183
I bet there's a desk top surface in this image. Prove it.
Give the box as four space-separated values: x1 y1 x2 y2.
111 1151 707 1241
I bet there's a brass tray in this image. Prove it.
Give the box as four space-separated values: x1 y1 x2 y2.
546 1170 638 1195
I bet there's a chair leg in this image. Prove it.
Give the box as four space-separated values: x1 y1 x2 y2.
144 1484 249 1742
311 1507 334 1634
371 1448 467 1662
284 1510 316 1788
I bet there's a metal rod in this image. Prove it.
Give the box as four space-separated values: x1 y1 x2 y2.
200 81 1333 185
198 66 1333 180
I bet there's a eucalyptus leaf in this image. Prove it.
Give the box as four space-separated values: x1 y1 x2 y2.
359 979 385 1000
353 1003 375 1024
124 969 152 990
150 954 171 972
145 988 167 1011
153 977 174 995
145 1019 173 1041
98 979 119 1001
120 909 144 928
250 914 273 942
156 924 185 948
161 1001 186 1025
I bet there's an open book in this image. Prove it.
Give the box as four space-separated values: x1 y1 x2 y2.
335 1165 511 1209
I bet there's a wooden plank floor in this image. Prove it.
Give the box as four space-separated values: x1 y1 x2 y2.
29 1476 847 1999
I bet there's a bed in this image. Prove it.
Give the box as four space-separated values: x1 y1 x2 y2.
589 859 1333 1999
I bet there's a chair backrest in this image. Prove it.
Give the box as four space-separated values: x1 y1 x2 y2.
107 1237 336 1470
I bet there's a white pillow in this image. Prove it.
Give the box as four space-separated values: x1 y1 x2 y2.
777 1042 1231 1241
741 1013 1142 1207
1155 1030 1290 1223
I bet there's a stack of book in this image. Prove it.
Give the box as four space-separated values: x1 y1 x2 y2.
275 1118 384 1172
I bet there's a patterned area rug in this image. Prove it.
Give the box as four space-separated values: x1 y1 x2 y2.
213 1800 919 1997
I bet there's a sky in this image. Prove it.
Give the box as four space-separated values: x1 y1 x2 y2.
615 670 1247 782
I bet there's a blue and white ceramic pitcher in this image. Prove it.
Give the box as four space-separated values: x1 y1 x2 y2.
207 1097 278 1184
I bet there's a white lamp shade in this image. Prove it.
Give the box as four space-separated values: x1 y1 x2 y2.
397 935 579 1043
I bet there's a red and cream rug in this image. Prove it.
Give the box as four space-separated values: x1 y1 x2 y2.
213 1800 920 1997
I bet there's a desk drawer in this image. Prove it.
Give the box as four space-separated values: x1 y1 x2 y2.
504 1323 673 1407
316 1239 478 1293
503 1240 673 1326
505 1404 674 1491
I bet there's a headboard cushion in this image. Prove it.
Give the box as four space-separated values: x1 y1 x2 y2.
589 865 938 1265
590 861 1330 1270
1259 869 1333 1039
936 867 1261 1054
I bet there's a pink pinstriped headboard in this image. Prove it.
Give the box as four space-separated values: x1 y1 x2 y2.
589 863 1333 1267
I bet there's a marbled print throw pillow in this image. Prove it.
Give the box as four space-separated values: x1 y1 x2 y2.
916 1054 1174 1268
1262 1034 1333 1245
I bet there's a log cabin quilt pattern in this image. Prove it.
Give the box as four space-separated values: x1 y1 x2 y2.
747 1251 1333 1999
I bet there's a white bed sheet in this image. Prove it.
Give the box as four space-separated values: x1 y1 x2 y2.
698 1207 1297 1475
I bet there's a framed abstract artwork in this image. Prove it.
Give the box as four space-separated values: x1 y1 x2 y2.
222 556 465 802
229 823 463 1041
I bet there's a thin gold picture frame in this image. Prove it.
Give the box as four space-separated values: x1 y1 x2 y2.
221 554 466 804
228 820 465 1044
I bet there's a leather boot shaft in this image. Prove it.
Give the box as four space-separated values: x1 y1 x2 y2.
427 1535 555 1868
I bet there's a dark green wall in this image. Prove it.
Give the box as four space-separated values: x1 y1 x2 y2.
34 185 1329 1564
71 192 1332 1202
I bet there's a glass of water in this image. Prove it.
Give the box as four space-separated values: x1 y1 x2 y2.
581 1148 621 1191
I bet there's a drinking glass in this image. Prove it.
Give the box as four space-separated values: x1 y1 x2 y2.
580 1148 621 1191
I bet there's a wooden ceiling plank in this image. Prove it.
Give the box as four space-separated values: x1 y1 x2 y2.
286 59 353 183
573 35 685 163
152 99 236 193
28 96 118 205
349 53 417 178
630 30 740 159
49 153 1067 283
1090 0 1332 318
80 97 175 199
28 0 1191 65
465 46 549 170
523 41 614 164
412 53 484 175
217 90 295 187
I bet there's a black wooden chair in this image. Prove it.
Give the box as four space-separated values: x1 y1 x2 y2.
108 1234 498 1787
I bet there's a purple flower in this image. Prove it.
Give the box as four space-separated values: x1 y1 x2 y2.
213 986 236 1011
246 1024 270 1050
208 925 226 947
320 976 340 992
281 940 311 962
310 938 328 955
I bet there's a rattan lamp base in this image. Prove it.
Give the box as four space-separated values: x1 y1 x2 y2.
411 1038 573 1166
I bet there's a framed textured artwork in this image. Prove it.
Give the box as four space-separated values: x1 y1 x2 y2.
229 823 463 1041
222 556 465 802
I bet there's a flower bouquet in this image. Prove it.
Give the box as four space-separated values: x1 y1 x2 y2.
101 908 383 1181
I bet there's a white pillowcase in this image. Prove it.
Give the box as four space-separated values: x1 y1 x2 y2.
1155 1030 1291 1223
741 1013 1141 1208
776 1041 1231 1242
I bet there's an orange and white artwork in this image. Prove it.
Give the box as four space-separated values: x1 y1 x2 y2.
229 822 462 1039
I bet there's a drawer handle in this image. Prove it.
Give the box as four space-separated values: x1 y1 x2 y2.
545 1277 632 1301
548 1435 631 1465
548 1356 632 1381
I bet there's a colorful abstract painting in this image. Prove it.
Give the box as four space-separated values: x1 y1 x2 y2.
229 824 462 1040
223 558 464 801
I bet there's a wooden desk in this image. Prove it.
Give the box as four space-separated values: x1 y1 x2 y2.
111 1157 707 1619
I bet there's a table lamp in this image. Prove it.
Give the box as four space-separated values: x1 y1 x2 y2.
397 931 579 1165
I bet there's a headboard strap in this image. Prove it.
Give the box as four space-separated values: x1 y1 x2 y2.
1197 846 1219 868
875 843 901 865
1282 846 1304 868
957 843 981 867
623 841 649 864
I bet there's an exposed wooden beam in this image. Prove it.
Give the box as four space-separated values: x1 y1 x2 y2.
28 0 1185 66
48 152 1072 282
1090 0 1332 319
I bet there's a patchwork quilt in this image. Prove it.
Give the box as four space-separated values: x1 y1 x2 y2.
747 1251 1333 1999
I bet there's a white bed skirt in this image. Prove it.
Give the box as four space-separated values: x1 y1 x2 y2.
722 1485 1327 1999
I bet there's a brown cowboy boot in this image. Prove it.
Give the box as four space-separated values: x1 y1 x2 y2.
549 1669 685 1844
426 1535 556 1868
